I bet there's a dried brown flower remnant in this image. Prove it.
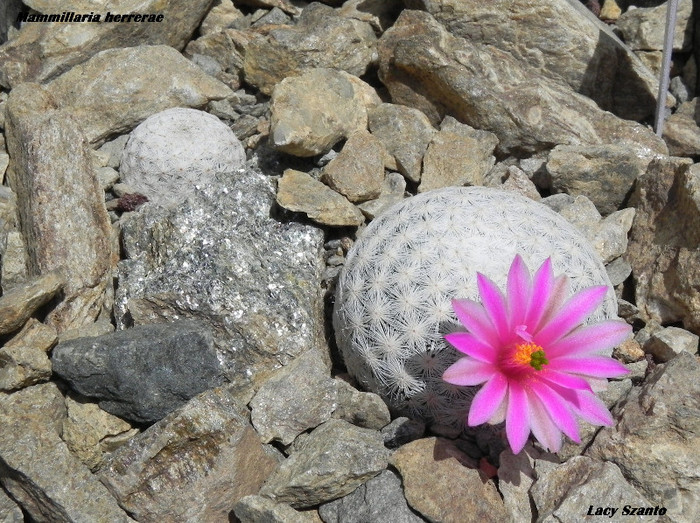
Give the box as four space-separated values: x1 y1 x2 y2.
116 193 149 212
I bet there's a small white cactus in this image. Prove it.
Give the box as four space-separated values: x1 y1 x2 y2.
120 107 246 206
333 187 618 428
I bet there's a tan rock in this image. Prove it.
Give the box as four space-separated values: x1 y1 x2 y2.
599 0 622 21
662 99 700 156
617 0 693 52
0 318 56 391
1 231 28 292
231 0 300 15
277 169 365 227
199 0 244 36
0 271 64 336
390 437 507 522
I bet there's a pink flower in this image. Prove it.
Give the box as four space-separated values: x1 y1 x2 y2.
442 255 631 454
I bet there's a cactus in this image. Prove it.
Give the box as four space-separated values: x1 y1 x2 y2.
120 107 246 207
333 187 618 429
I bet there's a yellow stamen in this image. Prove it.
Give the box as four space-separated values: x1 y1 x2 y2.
513 342 548 370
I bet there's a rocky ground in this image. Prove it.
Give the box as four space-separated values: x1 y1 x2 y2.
0 0 699 522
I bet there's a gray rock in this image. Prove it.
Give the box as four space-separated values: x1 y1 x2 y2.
0 487 23 523
0 271 64 336
617 0 693 52
531 456 657 523
260 419 390 508
662 99 700 157
116 167 326 392
498 444 546 523
332 379 391 430
99 384 277 523
269 68 380 157
587 352 700 521
4 84 113 332
46 45 233 146
250 349 336 445
234 0 300 15
381 417 426 449
318 469 423 523
0 383 133 522
644 326 699 362
244 3 376 95
368 103 436 183
404 0 664 121
0 0 215 88
358 171 407 220
378 10 667 157
234 495 320 523
277 169 365 226
418 117 498 193
500 165 542 200
0 318 56 391
606 257 633 287
51 321 225 424
0 231 28 292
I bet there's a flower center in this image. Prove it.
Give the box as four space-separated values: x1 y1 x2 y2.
513 342 549 371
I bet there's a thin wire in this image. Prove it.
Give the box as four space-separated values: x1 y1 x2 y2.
654 0 680 136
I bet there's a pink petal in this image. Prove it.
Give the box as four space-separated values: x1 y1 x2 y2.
477 273 509 341
505 381 530 454
525 258 554 331
546 321 632 358
443 357 497 386
535 285 609 347
444 332 497 363
452 299 500 347
538 370 592 391
555 386 614 426
507 255 532 329
547 356 629 379
527 391 563 452
468 373 508 426
530 381 581 444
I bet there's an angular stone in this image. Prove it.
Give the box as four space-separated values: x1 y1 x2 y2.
116 168 326 391
0 271 64 336
337 0 403 33
405 0 664 121
546 144 656 215
378 10 667 157
644 326 699 363
0 383 133 522
498 443 549 523
0 0 215 88
606 256 633 287
244 3 377 95
357 171 407 220
184 28 255 90
199 0 244 35
499 165 542 200
233 0 300 16
234 495 320 523
260 419 389 508
0 488 23 523
368 103 435 183
318 469 423 523
250 349 336 445
321 130 385 203
100 384 277 523
277 169 365 226
51 320 225 424
662 99 700 156
270 68 380 157
627 157 700 332
62 393 139 471
4 84 113 332
0 231 28 292
617 0 693 52
532 457 656 522
390 437 507 522
46 45 233 146
381 417 426 449
0 318 56 391
587 352 700 521
332 379 391 430
418 117 498 193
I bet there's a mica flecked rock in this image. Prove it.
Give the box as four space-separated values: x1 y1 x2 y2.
0 271 64 336
0 318 56 391
4 84 114 332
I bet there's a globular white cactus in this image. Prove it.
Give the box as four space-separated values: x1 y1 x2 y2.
120 107 246 206
333 187 618 428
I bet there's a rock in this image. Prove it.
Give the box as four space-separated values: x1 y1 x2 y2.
269 68 380 157
644 326 699 362
337 0 403 33
184 28 255 90
250 349 336 445
0 318 56 391
199 0 244 36
46 45 233 145
62 392 139 471
277 169 365 226
0 488 23 523
368 102 436 183
418 117 498 193
357 172 407 220
321 130 385 203
0 0 215 88
497 444 546 523
234 495 320 523
614 336 646 363
390 437 507 522
378 10 666 157
0 271 64 336
51 320 225 424
546 144 656 215
260 419 389 508
100 384 277 522
404 0 664 121
332 379 391 430
116 167 326 391
381 417 426 449
627 157 700 332
0 383 133 522
531 456 657 522
606 256 633 287
318 469 423 523
0 231 28 292
617 0 693 52
587 352 700 521
233 0 300 16
662 99 700 157
500 165 542 200
120 108 246 207
599 0 622 21
243 3 377 95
